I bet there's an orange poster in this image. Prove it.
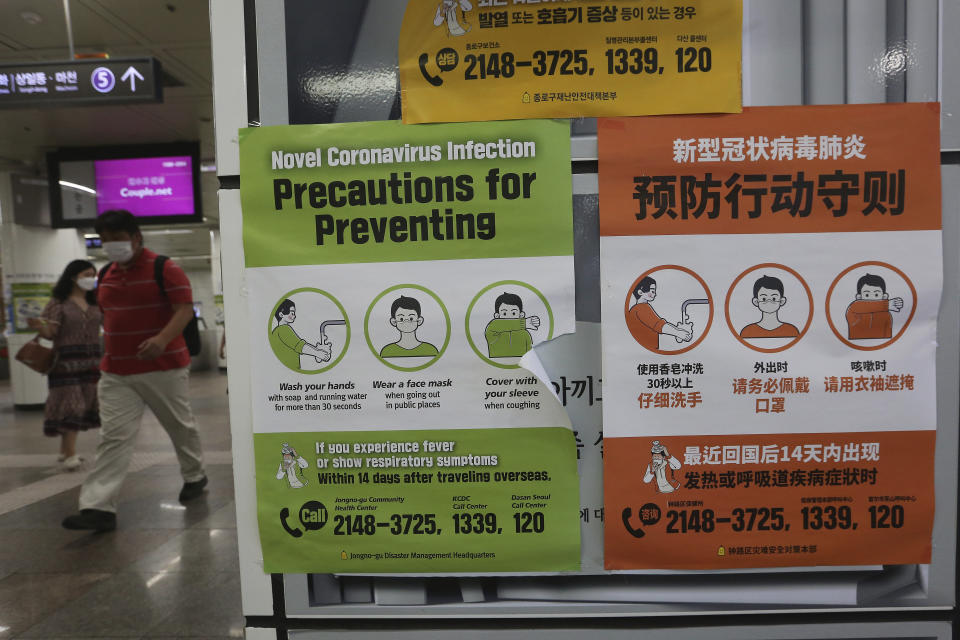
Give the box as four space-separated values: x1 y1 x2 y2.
598 104 941 569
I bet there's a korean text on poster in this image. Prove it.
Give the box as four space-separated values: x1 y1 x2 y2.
598 103 942 569
399 0 741 124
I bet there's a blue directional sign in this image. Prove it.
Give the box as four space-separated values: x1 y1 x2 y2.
0 57 162 109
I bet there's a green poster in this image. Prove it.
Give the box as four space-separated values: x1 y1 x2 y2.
214 294 225 326
256 428 580 573
240 119 580 573
239 119 572 267
11 282 53 333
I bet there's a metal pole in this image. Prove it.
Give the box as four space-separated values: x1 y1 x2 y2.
63 0 76 60
846 0 888 104
803 0 845 105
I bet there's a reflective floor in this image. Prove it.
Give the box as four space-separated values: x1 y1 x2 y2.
0 370 243 639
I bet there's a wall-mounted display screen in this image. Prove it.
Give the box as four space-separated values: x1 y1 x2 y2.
48 142 202 228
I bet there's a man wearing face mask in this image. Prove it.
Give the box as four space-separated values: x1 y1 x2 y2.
62 210 207 532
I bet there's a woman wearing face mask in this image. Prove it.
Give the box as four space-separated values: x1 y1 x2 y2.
27 260 102 470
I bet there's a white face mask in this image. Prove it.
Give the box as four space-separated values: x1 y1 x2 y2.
103 241 134 263
76 276 97 291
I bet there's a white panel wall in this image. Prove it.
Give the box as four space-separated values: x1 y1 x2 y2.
210 0 247 177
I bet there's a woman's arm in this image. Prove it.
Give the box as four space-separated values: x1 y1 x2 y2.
28 301 62 340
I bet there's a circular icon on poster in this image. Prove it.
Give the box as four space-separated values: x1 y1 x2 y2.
639 503 662 526
299 500 328 531
465 280 554 370
623 266 713 355
365 284 450 372
725 263 813 353
268 288 349 374
825 261 917 351
436 47 459 71
91 67 116 93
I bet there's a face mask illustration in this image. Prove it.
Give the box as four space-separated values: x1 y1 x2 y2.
103 241 134 262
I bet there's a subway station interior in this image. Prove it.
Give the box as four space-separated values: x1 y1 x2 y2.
0 1 958 639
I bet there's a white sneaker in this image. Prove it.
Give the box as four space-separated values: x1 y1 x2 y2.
63 455 82 471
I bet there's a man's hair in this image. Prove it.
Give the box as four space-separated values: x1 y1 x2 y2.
275 299 295 322
94 209 141 235
391 295 421 317
753 275 785 298
633 276 656 300
856 273 886 294
495 292 523 313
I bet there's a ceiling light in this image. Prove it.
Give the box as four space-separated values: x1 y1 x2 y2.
59 180 95 195
19 11 43 25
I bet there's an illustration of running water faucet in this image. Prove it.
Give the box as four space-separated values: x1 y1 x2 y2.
676 298 708 342
319 319 346 358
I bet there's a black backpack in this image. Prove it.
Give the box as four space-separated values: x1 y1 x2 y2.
98 255 202 357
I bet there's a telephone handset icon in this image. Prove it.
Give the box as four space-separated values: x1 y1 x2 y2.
622 507 646 539
280 507 303 538
418 53 444 86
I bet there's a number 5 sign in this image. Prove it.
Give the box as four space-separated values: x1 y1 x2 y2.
91 66 116 94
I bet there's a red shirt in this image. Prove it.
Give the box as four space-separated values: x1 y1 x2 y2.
98 248 193 375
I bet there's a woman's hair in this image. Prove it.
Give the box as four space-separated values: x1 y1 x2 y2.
52 260 97 304
275 299 296 322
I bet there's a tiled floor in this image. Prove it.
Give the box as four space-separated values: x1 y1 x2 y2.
0 370 243 639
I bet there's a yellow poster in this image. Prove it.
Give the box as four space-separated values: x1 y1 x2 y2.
399 0 742 124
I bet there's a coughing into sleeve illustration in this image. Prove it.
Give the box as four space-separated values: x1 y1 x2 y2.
845 273 903 340
269 299 333 370
484 291 540 358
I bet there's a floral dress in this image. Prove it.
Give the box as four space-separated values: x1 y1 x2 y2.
40 299 102 435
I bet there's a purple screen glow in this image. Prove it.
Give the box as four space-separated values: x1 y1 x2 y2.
94 156 195 217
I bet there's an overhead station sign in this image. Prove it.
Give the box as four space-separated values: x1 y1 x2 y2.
0 57 162 109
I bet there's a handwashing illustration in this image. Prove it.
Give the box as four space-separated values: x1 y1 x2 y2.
268 291 349 373
624 269 713 353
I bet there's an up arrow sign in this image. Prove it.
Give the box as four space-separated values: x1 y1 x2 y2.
121 66 144 91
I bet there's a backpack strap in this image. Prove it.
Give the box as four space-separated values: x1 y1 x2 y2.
153 255 169 298
97 262 113 284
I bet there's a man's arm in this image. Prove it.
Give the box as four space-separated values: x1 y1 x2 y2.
485 318 525 340
303 337 332 362
661 322 692 341
137 303 194 359
634 304 690 341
